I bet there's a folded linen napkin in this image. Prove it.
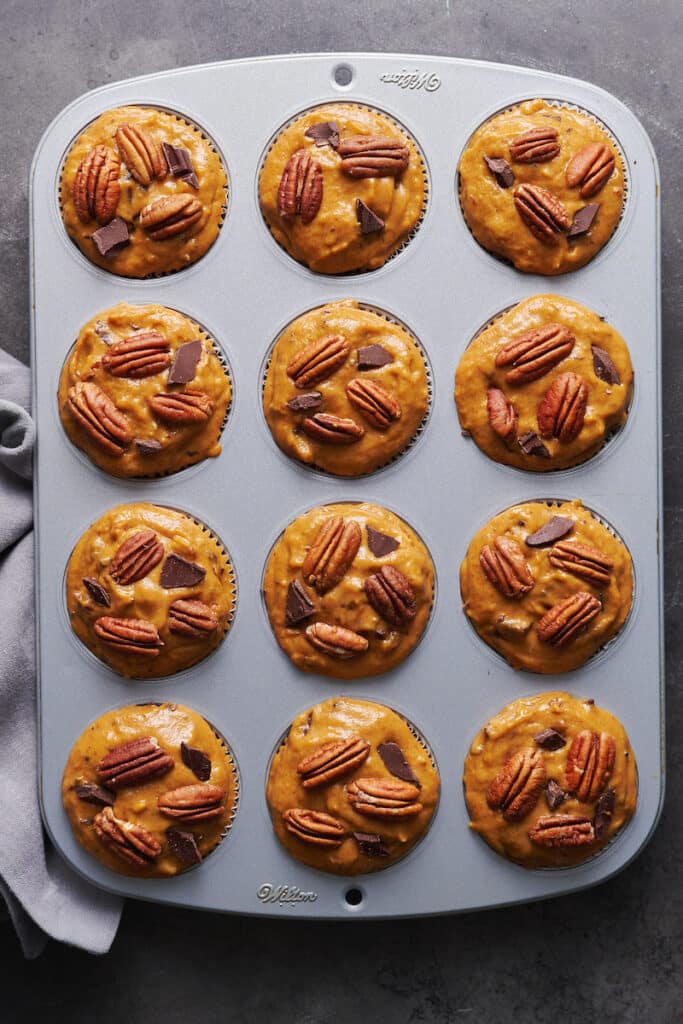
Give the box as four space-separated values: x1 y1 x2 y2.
0 348 122 958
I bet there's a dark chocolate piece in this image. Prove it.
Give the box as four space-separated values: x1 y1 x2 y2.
180 741 212 782
356 198 384 235
353 832 390 858
134 438 162 456
159 555 206 589
91 217 129 256
484 155 515 188
162 142 199 189
74 781 115 807
518 430 550 458
377 741 420 785
83 576 110 607
366 526 400 558
304 121 340 149
592 344 621 385
287 392 323 412
593 787 616 840
167 339 202 385
545 779 568 811
167 828 202 865
285 580 315 626
357 344 394 371
568 202 600 237
525 515 574 547
533 728 567 751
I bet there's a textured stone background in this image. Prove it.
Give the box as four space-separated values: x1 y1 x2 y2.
1 1 681 1021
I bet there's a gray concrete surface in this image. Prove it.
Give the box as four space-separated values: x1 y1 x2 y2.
1 1 681 1021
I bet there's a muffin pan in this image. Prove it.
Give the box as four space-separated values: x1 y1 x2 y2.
31 54 662 916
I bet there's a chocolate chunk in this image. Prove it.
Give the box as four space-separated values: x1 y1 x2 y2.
357 344 394 371
377 741 420 785
94 319 117 345
356 198 384 235
159 555 206 588
525 515 574 547
484 155 515 188
167 339 202 385
353 832 390 858
366 526 400 558
134 437 162 456
75 781 115 807
91 217 129 256
594 787 616 839
83 577 110 607
304 121 340 149
285 580 315 626
180 741 212 782
162 142 199 189
518 430 550 458
568 202 600 237
287 392 322 412
534 728 567 751
545 779 568 811
167 828 202 866
592 344 621 385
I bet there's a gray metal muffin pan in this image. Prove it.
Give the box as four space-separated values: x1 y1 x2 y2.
31 54 663 918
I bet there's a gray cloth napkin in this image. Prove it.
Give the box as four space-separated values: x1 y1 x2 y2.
0 349 122 958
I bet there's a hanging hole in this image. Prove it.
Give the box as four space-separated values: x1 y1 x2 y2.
333 64 354 88
344 887 363 907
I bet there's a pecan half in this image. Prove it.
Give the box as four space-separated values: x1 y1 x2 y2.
338 135 410 178
346 778 423 818
486 748 546 821
513 183 571 243
96 736 173 789
305 622 368 658
158 784 225 823
346 378 402 430
509 126 560 163
364 566 416 626
303 516 362 592
149 389 213 424
536 591 601 647
67 382 132 456
486 387 517 442
297 735 371 788
566 142 616 197
73 145 121 224
115 124 166 185
93 806 161 866
101 332 171 378
277 149 323 224
302 413 364 445
283 808 346 847
169 599 219 637
549 540 613 587
139 194 203 240
565 730 616 802
495 324 575 385
528 813 595 847
109 529 164 585
94 616 163 656
480 536 534 599
537 372 589 442
286 335 349 388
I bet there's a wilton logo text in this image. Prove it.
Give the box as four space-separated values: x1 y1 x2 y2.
379 70 441 92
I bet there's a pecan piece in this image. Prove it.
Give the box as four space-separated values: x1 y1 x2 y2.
565 730 616 802
96 736 173 789
338 135 410 177
149 389 213 424
101 332 171 378
536 592 601 647
94 616 163 657
486 748 546 821
480 536 534 599
302 413 364 445
549 540 613 587
297 735 370 788
302 516 362 592
158 783 225 823
283 808 346 847
73 144 121 224
169 599 219 637
305 622 368 659
346 778 423 818
495 324 575 385
528 813 595 847
486 387 517 442
139 194 203 240
566 142 616 197
364 566 416 626
67 382 132 456
93 806 161 866
513 183 571 243
346 378 402 429
509 126 560 163
537 372 589 442
110 529 164 585
115 123 166 185
286 335 349 387
277 149 323 224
